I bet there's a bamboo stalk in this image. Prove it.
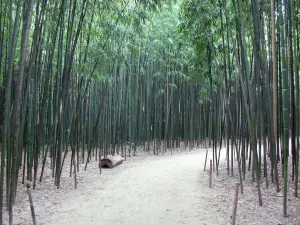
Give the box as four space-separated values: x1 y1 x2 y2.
209 159 212 188
26 184 37 225
231 182 240 225
204 149 208 171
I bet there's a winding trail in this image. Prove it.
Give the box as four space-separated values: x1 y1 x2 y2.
39 150 228 225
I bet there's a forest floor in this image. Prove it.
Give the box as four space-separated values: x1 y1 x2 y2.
3 146 300 225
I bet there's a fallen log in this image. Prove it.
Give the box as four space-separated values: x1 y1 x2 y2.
101 155 124 168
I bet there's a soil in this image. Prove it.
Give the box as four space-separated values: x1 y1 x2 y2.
3 146 300 225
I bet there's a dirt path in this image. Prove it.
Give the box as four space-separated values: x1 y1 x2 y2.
9 147 299 224
38 150 228 225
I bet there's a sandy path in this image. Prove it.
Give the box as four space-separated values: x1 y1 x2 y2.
38 150 228 225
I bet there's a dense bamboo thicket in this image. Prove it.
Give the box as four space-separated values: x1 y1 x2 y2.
0 0 212 224
180 0 299 218
0 0 299 224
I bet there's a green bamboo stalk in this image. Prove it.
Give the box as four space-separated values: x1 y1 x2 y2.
280 0 289 216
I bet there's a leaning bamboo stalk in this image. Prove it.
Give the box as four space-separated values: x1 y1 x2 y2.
27 184 37 225
204 149 208 171
231 182 240 225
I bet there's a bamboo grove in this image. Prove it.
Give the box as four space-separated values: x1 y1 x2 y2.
180 0 299 218
0 0 213 224
0 0 299 224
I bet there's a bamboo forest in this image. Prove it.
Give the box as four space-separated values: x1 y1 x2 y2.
0 0 299 224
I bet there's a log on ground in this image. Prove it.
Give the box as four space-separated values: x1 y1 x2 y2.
101 155 124 168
